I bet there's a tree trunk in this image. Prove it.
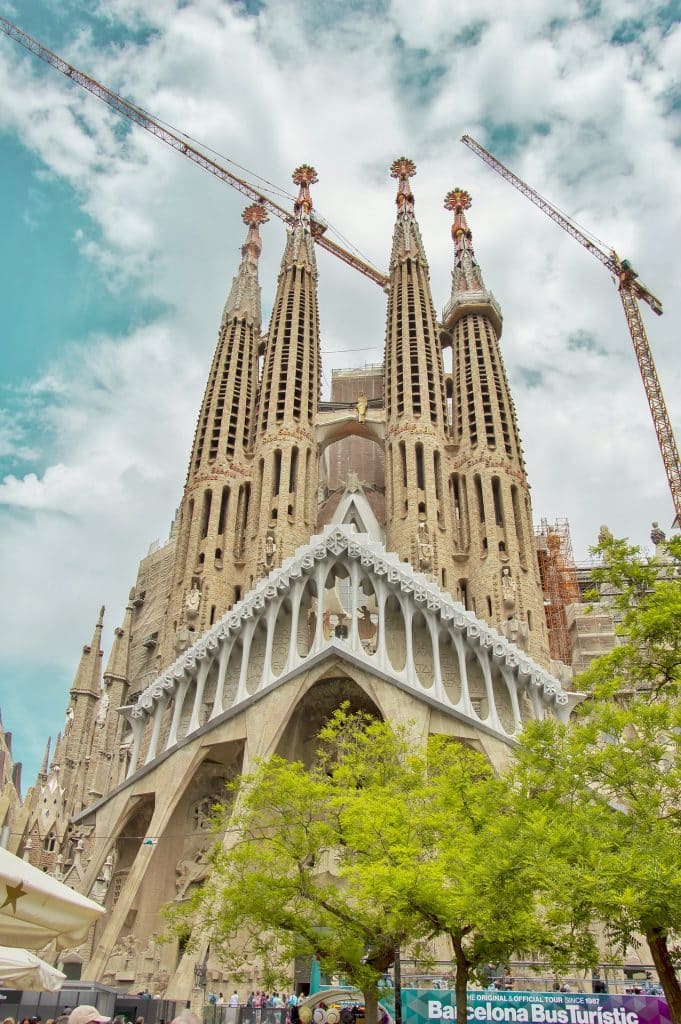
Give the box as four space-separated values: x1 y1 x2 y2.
646 926 681 1024
363 983 379 1024
451 932 470 1024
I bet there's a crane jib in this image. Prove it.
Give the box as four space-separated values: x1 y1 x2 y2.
0 15 388 289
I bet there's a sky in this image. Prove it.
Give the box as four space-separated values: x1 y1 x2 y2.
1 0 680 785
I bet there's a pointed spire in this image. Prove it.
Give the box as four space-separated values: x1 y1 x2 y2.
443 188 502 336
104 596 134 684
281 165 318 272
222 203 268 325
444 188 486 292
70 605 104 697
39 736 51 778
389 157 428 268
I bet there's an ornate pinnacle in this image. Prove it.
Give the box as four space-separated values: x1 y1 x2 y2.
292 165 318 220
445 187 474 252
241 204 268 261
444 188 472 212
242 203 269 227
391 157 416 210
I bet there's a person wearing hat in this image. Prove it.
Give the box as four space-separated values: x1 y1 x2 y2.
68 1007 111 1024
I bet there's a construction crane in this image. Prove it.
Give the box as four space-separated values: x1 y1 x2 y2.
462 134 681 529
0 16 389 291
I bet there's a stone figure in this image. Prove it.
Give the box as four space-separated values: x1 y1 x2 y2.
264 528 277 567
175 847 209 900
500 566 517 611
416 515 433 572
174 624 193 654
651 521 666 547
90 850 115 905
185 583 201 619
96 692 110 728
356 391 368 422
598 524 613 545
65 706 74 732
501 615 529 652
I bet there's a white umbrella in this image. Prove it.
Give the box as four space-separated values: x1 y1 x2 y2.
0 945 66 992
0 847 105 950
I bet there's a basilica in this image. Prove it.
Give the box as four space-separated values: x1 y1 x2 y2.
5 158 579 996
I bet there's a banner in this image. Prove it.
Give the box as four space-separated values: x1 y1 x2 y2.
403 989 671 1024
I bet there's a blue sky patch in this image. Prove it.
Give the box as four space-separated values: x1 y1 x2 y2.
0 135 167 390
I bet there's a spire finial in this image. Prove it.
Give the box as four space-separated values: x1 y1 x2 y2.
292 165 318 221
241 203 268 261
391 157 416 210
445 188 474 255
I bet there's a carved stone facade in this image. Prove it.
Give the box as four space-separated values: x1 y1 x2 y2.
14 161 577 998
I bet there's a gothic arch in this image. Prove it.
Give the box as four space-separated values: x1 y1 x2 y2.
274 674 384 767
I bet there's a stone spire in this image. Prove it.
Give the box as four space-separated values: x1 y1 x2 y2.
384 158 452 588
160 207 267 662
38 736 51 779
248 165 322 581
441 190 549 664
70 606 104 697
103 595 133 685
388 157 429 269
221 203 268 327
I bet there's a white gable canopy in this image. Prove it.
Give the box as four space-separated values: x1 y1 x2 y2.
119 526 582 777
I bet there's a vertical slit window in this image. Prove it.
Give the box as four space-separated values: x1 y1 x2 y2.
415 443 425 491
474 474 485 523
289 447 299 493
217 486 230 536
273 450 282 497
200 489 212 539
492 476 504 527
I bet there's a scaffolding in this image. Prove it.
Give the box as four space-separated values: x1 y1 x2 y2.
536 518 581 665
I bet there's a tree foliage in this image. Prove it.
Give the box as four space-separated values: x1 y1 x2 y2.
166 710 586 1024
511 534 681 1023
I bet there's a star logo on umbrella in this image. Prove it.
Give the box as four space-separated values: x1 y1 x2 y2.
1 881 28 913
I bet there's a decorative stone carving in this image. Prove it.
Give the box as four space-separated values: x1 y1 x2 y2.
185 581 202 619
500 565 517 612
500 615 529 652
123 524 573 775
96 693 110 728
89 850 115 905
174 846 209 900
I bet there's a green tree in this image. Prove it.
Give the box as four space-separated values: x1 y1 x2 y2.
512 535 681 1021
166 710 586 1024
165 719 432 1024
326 719 592 1024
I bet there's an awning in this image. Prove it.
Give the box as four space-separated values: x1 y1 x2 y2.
0 847 105 950
0 945 67 992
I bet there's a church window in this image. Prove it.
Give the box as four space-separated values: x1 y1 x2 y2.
217 486 230 536
458 578 469 610
492 476 504 527
474 474 485 522
44 832 56 853
415 443 425 491
210 605 216 626
272 450 282 497
527 610 533 631
289 447 299 493
486 596 492 616
200 489 212 539
511 485 527 566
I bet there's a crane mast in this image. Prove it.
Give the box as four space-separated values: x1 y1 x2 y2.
0 15 389 290
462 134 680 528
